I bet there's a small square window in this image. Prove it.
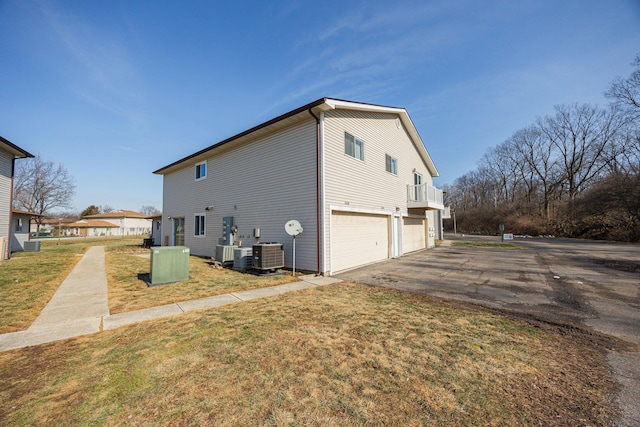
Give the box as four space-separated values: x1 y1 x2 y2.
195 161 207 181
385 154 398 175
344 132 364 161
194 213 206 237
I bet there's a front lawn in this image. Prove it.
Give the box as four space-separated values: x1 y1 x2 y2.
0 283 615 425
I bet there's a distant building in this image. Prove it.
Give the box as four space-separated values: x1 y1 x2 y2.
65 210 152 236
148 214 162 245
10 209 41 253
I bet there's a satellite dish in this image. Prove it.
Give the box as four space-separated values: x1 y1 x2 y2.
285 219 303 236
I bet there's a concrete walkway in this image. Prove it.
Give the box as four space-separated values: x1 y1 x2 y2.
0 246 341 352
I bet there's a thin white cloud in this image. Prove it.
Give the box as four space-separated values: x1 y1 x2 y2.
116 145 138 153
34 1 148 128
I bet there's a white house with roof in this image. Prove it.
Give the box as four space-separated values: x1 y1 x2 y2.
61 219 121 237
154 98 444 275
80 210 152 236
0 136 34 260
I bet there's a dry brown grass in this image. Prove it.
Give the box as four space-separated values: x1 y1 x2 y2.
106 249 298 313
0 283 616 426
0 237 142 333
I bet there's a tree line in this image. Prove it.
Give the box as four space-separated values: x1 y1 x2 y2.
444 54 640 242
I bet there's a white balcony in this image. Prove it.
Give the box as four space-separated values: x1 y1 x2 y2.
407 184 444 210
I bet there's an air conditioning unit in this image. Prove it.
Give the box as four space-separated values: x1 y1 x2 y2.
23 241 41 252
233 247 252 271
252 243 284 270
216 244 237 266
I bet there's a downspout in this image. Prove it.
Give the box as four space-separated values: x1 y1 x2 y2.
308 107 322 275
6 158 16 260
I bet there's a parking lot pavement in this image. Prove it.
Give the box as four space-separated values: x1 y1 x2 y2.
337 237 640 426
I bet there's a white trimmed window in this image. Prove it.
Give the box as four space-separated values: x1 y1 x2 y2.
194 213 206 237
15 218 23 232
385 154 398 175
195 161 207 181
344 132 364 161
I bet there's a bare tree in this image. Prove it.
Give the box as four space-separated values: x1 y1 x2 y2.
140 205 161 216
13 156 76 233
538 104 624 201
606 53 640 118
100 205 115 213
513 125 561 220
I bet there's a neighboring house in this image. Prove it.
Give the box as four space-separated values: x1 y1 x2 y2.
148 214 162 245
30 217 71 236
0 136 34 260
80 210 152 236
154 98 444 275
11 209 41 252
62 219 121 237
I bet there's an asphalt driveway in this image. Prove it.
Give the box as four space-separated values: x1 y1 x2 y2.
337 235 640 426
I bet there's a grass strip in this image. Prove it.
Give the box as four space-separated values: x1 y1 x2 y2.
106 249 298 314
452 241 525 249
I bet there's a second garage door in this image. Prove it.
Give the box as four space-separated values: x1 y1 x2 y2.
331 211 389 273
403 217 426 253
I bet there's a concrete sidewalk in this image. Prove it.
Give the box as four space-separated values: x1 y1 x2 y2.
0 247 341 352
103 276 339 330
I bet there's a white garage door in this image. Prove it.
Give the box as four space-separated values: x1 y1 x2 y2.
403 217 425 253
331 211 389 273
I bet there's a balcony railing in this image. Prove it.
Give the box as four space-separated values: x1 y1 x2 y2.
407 184 444 210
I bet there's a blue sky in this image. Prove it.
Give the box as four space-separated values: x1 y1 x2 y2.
1 0 639 213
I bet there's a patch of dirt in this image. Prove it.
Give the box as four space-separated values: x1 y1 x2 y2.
592 259 640 273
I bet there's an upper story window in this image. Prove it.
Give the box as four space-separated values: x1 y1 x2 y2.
385 154 398 175
195 161 207 181
194 213 206 237
344 132 364 161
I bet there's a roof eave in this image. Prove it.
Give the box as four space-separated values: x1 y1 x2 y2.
0 136 34 159
153 97 440 178
153 98 331 175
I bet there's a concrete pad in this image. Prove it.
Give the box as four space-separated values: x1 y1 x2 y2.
103 304 184 330
300 275 343 286
177 293 242 312
231 281 316 301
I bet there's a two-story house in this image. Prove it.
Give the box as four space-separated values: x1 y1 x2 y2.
154 98 444 275
1 136 34 260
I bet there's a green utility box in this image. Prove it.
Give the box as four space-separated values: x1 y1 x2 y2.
149 246 190 286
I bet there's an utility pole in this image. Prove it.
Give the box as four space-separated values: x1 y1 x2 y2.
453 210 457 236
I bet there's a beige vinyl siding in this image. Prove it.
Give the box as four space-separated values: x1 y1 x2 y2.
331 211 389 272
0 150 13 259
162 120 318 271
322 109 434 272
402 217 425 253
